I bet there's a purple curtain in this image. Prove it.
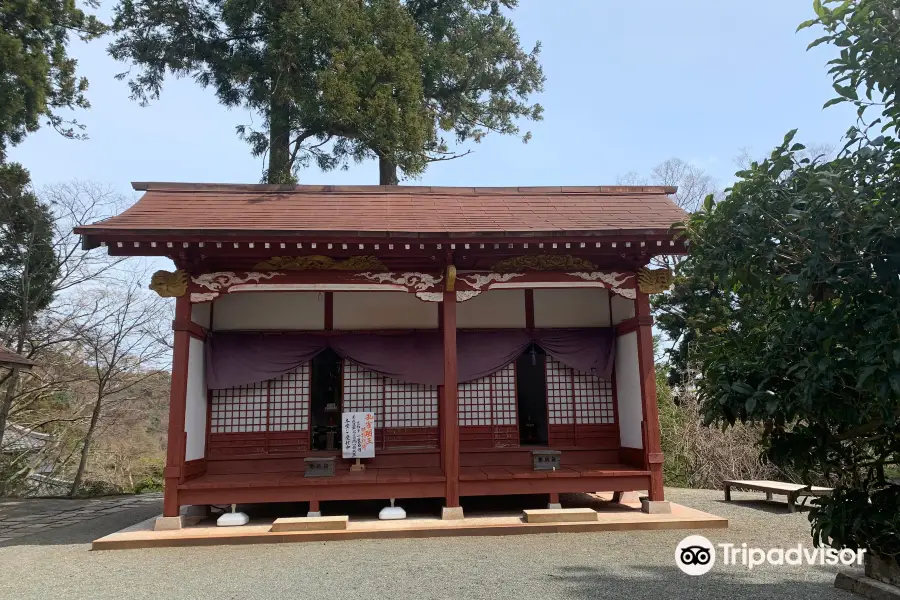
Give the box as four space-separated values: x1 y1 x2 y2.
330 334 444 385
458 331 530 382
205 333 327 389
205 328 615 390
534 329 616 379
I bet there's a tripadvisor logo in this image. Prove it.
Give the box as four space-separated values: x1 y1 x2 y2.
675 535 866 576
676 535 716 575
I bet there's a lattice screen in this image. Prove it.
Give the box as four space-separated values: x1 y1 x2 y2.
384 380 438 427
458 363 517 426
342 360 438 429
573 369 615 424
546 357 614 424
210 365 311 433
492 363 517 425
458 376 490 426
269 369 311 431
341 361 386 427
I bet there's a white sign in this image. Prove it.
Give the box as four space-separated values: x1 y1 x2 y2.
342 412 376 459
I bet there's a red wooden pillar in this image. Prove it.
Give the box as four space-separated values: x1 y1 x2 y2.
635 291 665 502
441 290 460 508
163 294 192 517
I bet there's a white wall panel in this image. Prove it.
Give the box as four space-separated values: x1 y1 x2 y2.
457 290 525 328
533 288 610 328
212 292 324 330
184 338 207 461
610 294 636 325
333 292 437 330
191 303 211 329
615 331 643 448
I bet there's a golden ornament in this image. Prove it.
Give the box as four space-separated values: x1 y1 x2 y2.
149 270 188 297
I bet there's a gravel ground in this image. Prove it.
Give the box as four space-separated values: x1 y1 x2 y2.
0 488 860 600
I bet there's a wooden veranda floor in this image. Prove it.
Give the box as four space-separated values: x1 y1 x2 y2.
180 464 646 490
459 464 645 480
177 464 651 506
180 467 446 490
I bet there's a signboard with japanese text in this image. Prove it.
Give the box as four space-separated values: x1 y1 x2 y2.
342 411 376 459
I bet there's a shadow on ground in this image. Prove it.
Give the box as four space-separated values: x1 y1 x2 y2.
0 499 162 548
716 498 812 515
218 492 638 523
553 563 842 600
0 492 648 548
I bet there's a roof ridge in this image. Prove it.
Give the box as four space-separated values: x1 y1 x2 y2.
131 182 678 195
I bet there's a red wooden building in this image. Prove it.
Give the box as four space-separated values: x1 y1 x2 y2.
75 183 684 526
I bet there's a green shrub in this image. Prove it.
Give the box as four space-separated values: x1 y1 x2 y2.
132 458 164 494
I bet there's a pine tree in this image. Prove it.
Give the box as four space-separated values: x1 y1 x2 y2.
108 0 544 184
0 0 105 159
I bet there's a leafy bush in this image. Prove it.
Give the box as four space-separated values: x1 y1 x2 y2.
813 485 900 564
73 479 124 498
683 127 900 561
132 459 164 494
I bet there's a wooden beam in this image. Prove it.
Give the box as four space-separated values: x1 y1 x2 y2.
172 319 207 341
441 289 460 507
524 289 535 330
324 292 333 331
614 315 652 336
635 292 664 502
163 294 192 517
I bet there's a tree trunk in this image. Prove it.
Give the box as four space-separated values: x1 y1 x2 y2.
379 155 399 185
0 369 20 451
267 98 294 184
0 320 28 450
0 227 38 450
70 390 104 497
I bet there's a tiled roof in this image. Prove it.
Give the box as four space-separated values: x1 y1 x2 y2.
0 346 35 370
75 183 686 237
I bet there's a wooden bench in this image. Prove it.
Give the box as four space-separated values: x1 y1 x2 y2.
723 479 833 512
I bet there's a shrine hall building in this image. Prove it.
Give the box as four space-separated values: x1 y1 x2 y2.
75 183 685 522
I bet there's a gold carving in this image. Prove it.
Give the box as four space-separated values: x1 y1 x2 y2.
492 254 597 273
254 255 387 271
149 270 188 297
637 267 674 294
446 265 456 291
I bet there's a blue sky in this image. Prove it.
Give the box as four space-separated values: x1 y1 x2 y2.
10 1 854 199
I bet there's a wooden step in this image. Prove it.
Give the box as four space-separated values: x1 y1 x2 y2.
271 516 348 532
522 508 598 523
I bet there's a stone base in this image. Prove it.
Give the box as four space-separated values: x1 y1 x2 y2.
641 500 672 514
868 554 900 586
524 508 598 523
306 511 322 518
271 516 348 532
154 516 184 531
835 571 900 600
547 503 562 510
441 506 464 520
